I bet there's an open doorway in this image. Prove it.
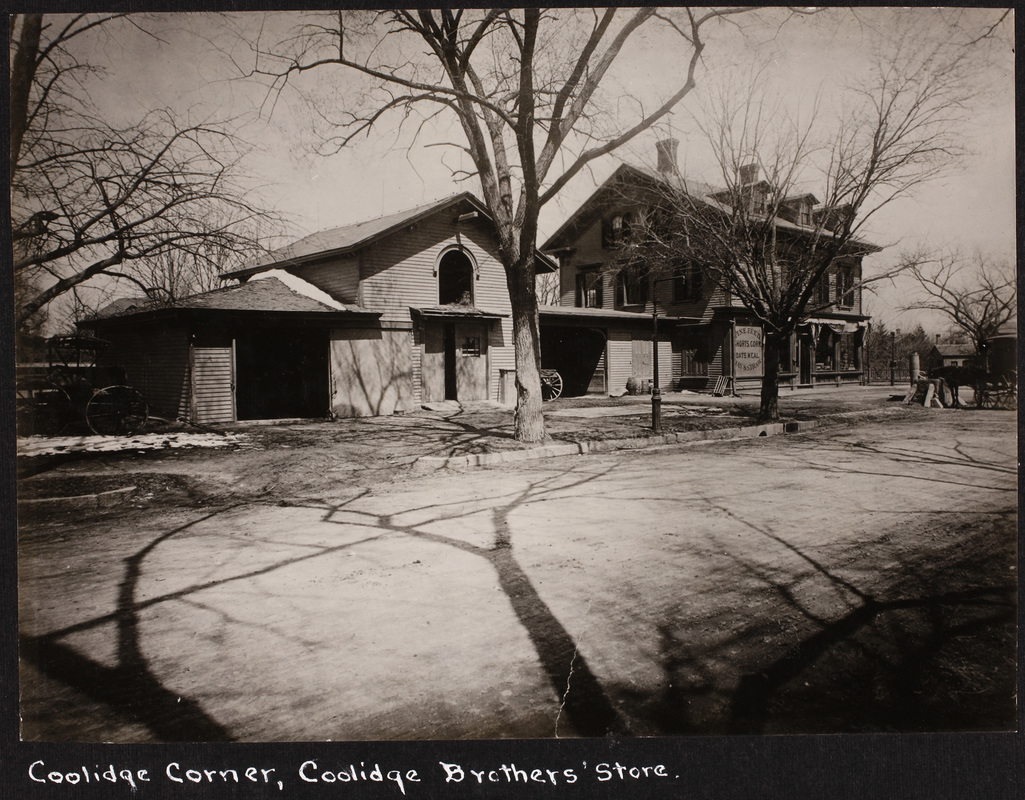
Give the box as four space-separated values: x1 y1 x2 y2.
235 327 329 420
443 323 457 400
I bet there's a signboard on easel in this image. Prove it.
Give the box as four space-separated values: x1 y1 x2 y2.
734 325 763 377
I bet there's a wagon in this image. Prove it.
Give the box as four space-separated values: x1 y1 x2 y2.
976 370 1017 410
18 335 148 436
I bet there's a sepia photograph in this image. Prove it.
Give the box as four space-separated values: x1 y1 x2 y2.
9 5 1016 767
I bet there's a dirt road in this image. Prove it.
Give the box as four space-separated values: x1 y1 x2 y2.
18 411 1017 740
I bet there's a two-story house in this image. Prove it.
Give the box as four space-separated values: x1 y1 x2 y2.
82 193 555 423
540 140 879 396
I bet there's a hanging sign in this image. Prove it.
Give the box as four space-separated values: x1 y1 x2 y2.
734 324 764 375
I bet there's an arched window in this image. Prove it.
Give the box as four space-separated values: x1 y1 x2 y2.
438 249 475 305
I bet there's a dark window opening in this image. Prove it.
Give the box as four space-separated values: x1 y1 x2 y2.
673 261 704 302
438 249 474 305
836 264 855 308
816 271 832 305
616 270 648 308
815 328 835 371
576 269 603 308
602 211 635 248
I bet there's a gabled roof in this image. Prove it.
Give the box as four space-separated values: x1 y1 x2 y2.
933 343 976 358
542 161 880 254
783 192 820 206
543 163 719 252
224 192 556 280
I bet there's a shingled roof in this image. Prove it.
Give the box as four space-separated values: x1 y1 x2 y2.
89 277 371 322
224 191 556 282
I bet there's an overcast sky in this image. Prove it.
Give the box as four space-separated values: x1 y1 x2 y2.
55 7 1015 334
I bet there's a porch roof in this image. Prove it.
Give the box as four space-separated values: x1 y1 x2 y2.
539 306 702 323
411 305 507 319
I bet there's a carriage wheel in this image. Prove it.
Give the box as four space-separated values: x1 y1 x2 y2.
86 386 148 436
540 370 563 401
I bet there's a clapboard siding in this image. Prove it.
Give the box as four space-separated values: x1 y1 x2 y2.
606 329 633 396
487 318 515 402
191 346 235 424
360 215 511 324
657 337 673 391
410 327 423 405
330 328 412 417
294 257 360 303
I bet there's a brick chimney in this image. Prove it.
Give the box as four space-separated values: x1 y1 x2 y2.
656 138 679 174
739 163 759 185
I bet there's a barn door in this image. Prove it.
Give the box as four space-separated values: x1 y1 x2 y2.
455 322 488 401
190 344 235 424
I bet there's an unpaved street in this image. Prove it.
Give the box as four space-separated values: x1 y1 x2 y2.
19 412 1017 740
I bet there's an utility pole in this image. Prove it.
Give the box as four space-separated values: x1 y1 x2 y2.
890 330 896 386
652 297 661 432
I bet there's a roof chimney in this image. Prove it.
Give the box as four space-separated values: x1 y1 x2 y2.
739 163 759 185
656 138 679 174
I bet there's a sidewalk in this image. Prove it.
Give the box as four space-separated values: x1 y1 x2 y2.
17 384 920 508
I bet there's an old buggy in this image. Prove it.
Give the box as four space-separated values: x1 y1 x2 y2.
17 335 148 436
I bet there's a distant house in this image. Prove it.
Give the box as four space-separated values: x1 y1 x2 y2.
541 140 880 395
82 193 555 424
928 343 977 371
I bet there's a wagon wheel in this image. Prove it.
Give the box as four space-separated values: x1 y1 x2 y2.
540 369 563 401
86 385 148 436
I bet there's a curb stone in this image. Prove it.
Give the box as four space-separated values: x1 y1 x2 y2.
413 407 906 470
17 485 139 514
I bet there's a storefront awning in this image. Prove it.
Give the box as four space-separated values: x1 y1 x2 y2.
802 318 868 335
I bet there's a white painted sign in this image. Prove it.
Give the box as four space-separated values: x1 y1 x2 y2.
734 325 763 375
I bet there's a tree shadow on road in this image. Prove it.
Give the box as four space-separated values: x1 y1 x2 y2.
20 507 243 741
623 487 1016 736
19 429 1017 740
21 464 635 740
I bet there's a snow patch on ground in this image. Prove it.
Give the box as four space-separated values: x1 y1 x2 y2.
18 432 248 456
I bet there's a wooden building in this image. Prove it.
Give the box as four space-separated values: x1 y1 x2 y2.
83 193 554 424
541 142 880 396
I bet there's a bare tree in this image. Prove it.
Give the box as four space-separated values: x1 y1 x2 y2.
623 26 985 421
243 7 789 442
10 13 277 329
903 252 1016 366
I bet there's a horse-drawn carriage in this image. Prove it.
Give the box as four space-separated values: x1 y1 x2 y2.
17 335 148 436
929 363 1016 410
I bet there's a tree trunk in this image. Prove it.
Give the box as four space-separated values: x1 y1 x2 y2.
506 252 547 443
759 330 784 422
9 14 42 179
